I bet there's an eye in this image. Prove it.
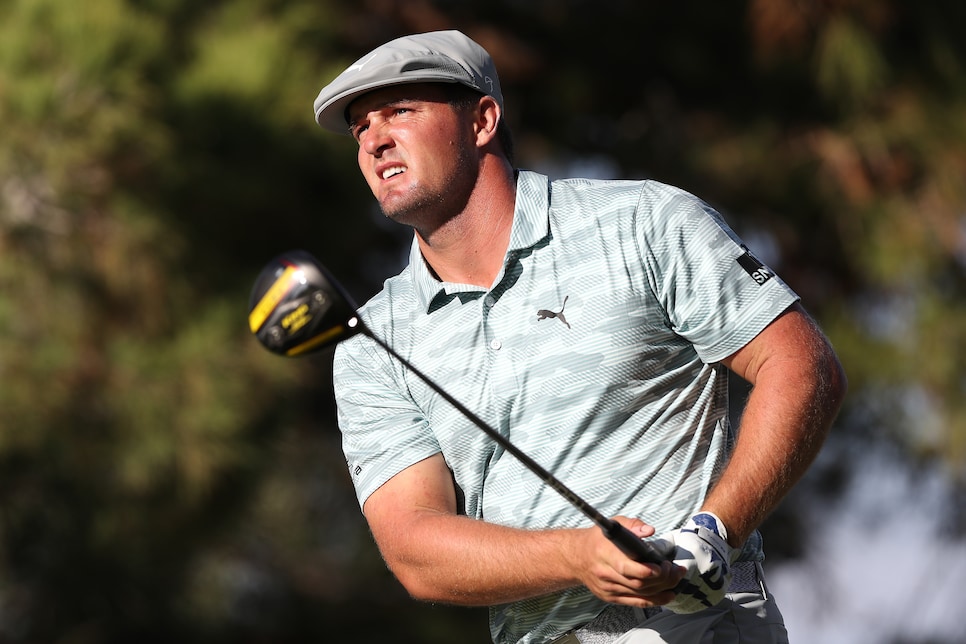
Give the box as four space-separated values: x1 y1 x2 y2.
350 122 369 142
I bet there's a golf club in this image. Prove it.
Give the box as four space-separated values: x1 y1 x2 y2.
248 249 672 565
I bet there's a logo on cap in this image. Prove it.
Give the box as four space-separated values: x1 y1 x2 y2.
346 53 378 74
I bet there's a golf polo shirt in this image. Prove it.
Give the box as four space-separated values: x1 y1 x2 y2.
333 170 800 643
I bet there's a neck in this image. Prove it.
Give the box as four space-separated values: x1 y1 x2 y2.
416 160 516 288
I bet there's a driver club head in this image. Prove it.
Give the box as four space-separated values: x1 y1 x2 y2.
248 250 364 357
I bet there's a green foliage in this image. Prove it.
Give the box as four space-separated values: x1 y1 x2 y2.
0 0 963 641
0 0 379 640
815 14 889 110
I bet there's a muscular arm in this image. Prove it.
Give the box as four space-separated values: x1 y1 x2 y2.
708 303 847 546
357 303 842 606
362 454 682 607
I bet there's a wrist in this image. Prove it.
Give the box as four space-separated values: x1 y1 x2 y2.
697 509 744 548
692 511 728 541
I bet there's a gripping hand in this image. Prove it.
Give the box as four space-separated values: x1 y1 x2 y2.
656 512 739 613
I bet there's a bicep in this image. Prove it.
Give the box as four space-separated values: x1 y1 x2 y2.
363 453 458 551
721 303 834 386
719 302 847 442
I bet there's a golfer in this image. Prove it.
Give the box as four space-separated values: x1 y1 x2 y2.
315 30 846 644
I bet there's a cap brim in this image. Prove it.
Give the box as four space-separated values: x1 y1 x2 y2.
314 73 463 135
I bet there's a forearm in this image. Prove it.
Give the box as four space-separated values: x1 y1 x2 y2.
371 509 585 605
361 452 612 606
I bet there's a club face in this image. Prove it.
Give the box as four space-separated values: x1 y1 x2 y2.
248 250 364 357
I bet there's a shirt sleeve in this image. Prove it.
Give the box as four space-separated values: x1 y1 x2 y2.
333 333 442 508
636 182 800 364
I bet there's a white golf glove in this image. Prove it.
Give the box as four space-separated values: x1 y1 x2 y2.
655 512 740 613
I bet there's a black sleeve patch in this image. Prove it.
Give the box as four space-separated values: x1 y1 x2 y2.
737 247 775 286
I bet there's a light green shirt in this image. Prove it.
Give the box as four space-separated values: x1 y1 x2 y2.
333 171 799 643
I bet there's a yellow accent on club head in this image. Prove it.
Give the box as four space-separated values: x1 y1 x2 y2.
284 325 347 357
249 266 298 332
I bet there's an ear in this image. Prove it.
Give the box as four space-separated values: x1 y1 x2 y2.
473 95 501 148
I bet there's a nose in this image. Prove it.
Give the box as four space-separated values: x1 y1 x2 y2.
361 120 393 157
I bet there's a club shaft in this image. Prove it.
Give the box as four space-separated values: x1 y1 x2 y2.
363 330 668 565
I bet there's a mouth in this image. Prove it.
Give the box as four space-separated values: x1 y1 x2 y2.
380 165 406 180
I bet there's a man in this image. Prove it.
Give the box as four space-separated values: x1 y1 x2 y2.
314 30 846 644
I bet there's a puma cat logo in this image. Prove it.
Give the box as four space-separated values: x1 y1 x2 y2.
537 296 571 329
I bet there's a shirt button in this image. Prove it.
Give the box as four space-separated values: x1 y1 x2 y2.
484 296 496 307
490 339 502 350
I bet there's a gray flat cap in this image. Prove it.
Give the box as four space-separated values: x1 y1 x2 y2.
313 30 504 134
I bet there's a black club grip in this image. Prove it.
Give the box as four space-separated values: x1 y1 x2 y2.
604 521 673 564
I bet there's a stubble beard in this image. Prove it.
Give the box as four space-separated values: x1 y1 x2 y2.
379 146 476 234
380 184 448 229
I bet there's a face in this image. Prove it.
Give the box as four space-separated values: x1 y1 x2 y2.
347 84 480 231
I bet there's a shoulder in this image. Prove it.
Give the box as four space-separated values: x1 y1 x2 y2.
517 170 696 216
542 176 720 245
544 175 706 216
331 264 421 396
356 264 419 333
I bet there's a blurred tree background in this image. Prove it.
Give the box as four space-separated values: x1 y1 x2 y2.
0 0 963 642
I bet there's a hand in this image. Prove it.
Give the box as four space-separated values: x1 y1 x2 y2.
570 517 684 608
654 512 739 613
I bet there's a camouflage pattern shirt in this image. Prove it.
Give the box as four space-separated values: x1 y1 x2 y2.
333 170 799 643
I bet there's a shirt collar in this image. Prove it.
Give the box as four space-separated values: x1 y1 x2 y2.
410 170 550 313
